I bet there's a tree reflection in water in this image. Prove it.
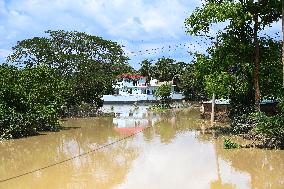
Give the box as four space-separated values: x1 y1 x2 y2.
1 105 284 189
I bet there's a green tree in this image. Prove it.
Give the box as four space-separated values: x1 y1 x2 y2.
7 30 130 108
139 59 153 83
150 57 187 83
259 38 282 98
282 0 284 87
1 30 133 139
152 57 176 81
0 64 67 139
179 54 208 100
154 84 172 105
185 0 282 111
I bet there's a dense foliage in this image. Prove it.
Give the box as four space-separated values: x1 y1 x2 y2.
179 54 208 100
0 64 67 139
139 57 186 84
185 0 283 148
1 30 130 139
185 0 282 111
252 111 284 149
154 84 172 105
7 30 129 107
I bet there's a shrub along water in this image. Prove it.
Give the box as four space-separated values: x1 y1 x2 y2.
251 102 284 149
223 139 241 149
154 84 172 108
224 102 284 149
0 64 67 139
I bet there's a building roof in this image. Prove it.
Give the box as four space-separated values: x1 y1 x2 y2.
117 73 145 79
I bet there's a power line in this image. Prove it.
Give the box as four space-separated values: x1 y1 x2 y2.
0 126 152 183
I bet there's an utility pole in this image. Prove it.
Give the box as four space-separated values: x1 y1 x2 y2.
211 35 220 126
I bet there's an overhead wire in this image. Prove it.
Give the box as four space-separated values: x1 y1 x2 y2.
0 126 152 183
122 31 281 58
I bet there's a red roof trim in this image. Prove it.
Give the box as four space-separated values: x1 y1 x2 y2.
117 73 145 79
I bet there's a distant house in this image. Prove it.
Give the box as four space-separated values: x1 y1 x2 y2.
102 73 184 103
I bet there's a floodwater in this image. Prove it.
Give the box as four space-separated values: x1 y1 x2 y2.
0 105 284 189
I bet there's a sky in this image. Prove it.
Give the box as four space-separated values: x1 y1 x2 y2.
0 0 282 69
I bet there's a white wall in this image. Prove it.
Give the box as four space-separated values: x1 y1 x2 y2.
102 93 184 102
102 94 148 102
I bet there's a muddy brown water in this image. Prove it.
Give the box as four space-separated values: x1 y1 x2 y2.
0 105 284 189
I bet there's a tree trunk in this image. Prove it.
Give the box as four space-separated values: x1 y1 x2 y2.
282 0 284 87
253 6 261 112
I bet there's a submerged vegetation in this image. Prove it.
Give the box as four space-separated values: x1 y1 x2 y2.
223 139 241 149
149 104 171 112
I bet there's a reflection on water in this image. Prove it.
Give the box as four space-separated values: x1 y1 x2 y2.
0 105 283 189
102 105 160 129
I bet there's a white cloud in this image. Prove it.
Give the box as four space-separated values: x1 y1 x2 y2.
0 0 281 68
1 0 200 40
0 0 203 67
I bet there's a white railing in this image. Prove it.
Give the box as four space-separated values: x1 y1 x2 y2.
102 93 185 102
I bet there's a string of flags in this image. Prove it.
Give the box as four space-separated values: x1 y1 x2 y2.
124 41 211 57
122 31 281 57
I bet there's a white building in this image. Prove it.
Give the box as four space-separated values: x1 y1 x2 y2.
102 74 184 103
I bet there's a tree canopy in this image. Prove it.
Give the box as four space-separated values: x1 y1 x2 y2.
1 30 131 139
7 30 130 107
185 0 282 111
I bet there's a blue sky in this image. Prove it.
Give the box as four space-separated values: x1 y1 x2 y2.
0 0 282 69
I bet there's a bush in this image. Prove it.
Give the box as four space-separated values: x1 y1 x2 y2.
252 112 284 149
223 139 241 149
154 84 172 104
0 64 66 139
230 113 256 134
